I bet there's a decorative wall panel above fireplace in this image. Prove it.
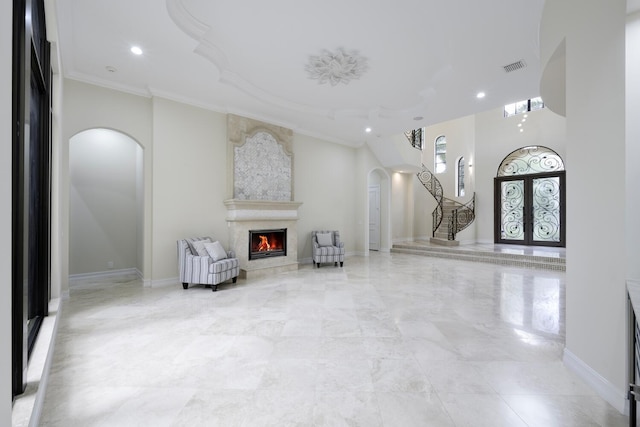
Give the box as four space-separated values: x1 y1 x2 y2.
227 114 294 201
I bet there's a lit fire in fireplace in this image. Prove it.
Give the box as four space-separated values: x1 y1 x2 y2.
249 229 286 260
257 235 270 251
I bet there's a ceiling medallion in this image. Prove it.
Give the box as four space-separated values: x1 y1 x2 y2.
305 48 368 86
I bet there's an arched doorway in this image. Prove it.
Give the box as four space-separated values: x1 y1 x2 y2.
69 129 144 278
494 146 566 247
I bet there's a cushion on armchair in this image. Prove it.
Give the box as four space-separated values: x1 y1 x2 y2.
316 232 334 247
191 239 211 257
205 241 228 261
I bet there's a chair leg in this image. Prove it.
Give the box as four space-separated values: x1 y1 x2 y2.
334 262 337 266
232 277 237 283
212 284 218 292
317 263 320 268
182 283 188 290
340 262 343 267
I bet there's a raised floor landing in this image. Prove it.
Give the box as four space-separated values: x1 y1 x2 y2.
391 241 566 271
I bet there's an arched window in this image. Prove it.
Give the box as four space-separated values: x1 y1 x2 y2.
456 157 465 197
435 135 446 173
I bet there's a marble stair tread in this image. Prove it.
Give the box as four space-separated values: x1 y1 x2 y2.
391 243 565 271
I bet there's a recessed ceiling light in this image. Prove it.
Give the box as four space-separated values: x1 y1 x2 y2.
518 123 522 127
476 92 486 99
524 114 528 118
413 116 423 121
520 129 524 132
130 46 143 55
365 127 372 133
522 118 526 122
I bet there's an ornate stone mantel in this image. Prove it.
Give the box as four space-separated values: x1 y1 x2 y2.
225 199 302 279
224 200 303 221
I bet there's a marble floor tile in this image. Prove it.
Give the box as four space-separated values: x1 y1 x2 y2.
38 252 628 426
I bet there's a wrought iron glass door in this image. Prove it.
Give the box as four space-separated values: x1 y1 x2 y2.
494 172 565 247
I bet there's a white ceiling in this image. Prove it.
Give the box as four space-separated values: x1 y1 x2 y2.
55 0 548 146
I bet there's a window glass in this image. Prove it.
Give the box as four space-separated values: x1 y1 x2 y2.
515 100 529 115
504 103 516 117
530 97 544 111
435 136 446 173
457 157 465 197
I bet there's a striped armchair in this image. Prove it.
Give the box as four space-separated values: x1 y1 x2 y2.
177 237 239 291
311 230 345 268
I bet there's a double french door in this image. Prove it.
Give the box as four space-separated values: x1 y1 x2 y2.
494 171 565 247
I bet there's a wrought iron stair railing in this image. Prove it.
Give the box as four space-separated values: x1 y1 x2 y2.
416 164 475 241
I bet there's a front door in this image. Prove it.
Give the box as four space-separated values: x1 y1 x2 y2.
494 171 565 247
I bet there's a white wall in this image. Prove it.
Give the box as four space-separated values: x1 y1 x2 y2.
151 97 228 281
626 11 640 281
294 133 358 259
541 0 627 411
1 2 13 424
69 129 140 275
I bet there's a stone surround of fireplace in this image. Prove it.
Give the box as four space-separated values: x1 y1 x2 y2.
225 199 302 279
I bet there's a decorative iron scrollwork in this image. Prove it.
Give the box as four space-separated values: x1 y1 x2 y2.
497 146 565 177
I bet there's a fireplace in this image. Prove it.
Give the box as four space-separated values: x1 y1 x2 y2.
249 228 287 260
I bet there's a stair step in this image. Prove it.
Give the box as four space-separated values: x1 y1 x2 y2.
429 237 459 247
390 243 565 271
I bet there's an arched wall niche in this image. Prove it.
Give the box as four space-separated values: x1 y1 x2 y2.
68 128 144 278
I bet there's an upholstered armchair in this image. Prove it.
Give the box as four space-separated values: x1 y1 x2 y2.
311 230 345 268
177 237 239 291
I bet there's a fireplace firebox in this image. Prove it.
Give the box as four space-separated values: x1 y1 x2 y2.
249 228 287 260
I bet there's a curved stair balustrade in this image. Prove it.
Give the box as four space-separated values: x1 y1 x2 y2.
416 164 475 241
448 194 475 240
417 165 444 236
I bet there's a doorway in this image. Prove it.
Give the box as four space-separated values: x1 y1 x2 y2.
494 172 566 246
494 146 566 247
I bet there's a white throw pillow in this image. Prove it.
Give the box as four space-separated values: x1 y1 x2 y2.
205 241 228 261
316 232 333 247
191 239 211 257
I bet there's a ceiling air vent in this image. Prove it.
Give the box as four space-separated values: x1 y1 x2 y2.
503 60 526 73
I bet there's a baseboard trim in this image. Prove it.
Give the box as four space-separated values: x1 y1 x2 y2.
563 348 628 414
69 268 139 285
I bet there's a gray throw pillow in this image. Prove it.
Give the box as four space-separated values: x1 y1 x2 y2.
205 241 228 261
316 232 333 247
191 240 211 257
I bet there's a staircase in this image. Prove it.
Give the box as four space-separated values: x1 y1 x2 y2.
416 164 475 245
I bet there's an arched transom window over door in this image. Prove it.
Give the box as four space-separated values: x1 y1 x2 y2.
494 146 566 247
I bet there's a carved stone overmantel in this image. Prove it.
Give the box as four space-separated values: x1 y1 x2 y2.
227 114 295 201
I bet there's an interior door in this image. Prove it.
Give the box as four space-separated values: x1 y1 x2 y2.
495 171 565 247
369 185 380 250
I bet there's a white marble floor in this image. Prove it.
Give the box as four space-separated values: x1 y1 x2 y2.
40 252 626 426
